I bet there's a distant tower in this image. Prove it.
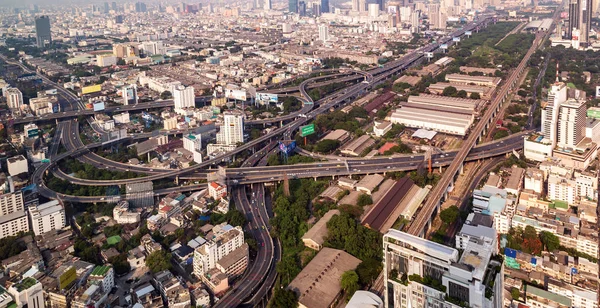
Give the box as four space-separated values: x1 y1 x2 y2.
35 16 52 48
289 0 298 13
321 0 330 13
265 0 272 10
318 24 329 42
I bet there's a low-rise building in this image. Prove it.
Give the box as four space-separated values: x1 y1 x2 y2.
373 121 392 137
356 174 384 195
7 155 28 176
340 135 375 157
302 210 340 250
88 265 114 293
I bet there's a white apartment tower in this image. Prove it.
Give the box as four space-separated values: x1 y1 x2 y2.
28 200 66 236
216 112 244 145
173 85 195 111
541 82 567 147
5 88 23 110
264 0 272 10
411 10 421 33
383 230 504 308
557 98 586 148
0 191 29 239
193 223 245 277
318 24 329 42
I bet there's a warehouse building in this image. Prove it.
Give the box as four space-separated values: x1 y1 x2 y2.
340 135 376 156
428 82 494 100
390 94 483 136
445 73 501 87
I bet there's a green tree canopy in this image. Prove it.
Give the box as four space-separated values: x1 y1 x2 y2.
357 194 373 207
439 206 460 225
442 86 458 97
540 231 560 251
470 92 481 99
145 250 172 273
341 270 360 299
268 288 298 308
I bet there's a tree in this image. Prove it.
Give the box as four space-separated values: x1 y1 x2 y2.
511 288 520 300
356 258 382 286
224 209 246 227
439 206 460 225
341 270 360 299
456 90 468 98
442 86 458 97
540 231 560 251
470 92 481 99
493 130 509 140
522 237 543 255
523 225 537 240
357 194 373 207
314 139 340 153
268 289 298 308
160 91 172 100
145 250 172 273
109 254 131 275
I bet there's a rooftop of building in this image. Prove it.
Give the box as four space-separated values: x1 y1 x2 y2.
288 248 362 308
302 210 340 246
526 285 572 306
12 277 38 292
384 230 459 263
216 243 248 269
90 265 112 277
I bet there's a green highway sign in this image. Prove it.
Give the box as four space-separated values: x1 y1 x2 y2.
300 124 315 137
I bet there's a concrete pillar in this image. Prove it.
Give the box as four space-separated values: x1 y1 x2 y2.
439 165 442 173
459 163 464 175
148 152 150 162
175 176 179 185
280 120 283 126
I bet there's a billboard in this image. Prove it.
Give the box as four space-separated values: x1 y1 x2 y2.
440 44 448 49
278 141 296 155
225 89 247 101
300 124 315 137
93 101 105 111
453 37 461 42
256 92 278 103
50 101 60 113
425 52 434 58
465 31 472 36
596 86 600 98
82 84 102 95
27 128 39 138
58 266 77 290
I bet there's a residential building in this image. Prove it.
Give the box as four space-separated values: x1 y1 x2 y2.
173 85 195 111
557 98 586 148
112 200 141 224
208 182 227 200
88 265 114 293
28 200 66 236
542 82 568 147
5 88 23 110
35 16 52 48
318 24 329 42
0 191 29 239
524 168 545 194
383 230 504 308
215 243 249 278
8 277 44 308
154 270 191 308
216 112 244 145
193 223 245 277
96 54 117 67
7 155 28 176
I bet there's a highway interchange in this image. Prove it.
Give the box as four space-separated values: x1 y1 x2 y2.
3 15 532 306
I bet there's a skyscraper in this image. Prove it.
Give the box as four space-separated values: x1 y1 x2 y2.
112 1 117 11
541 82 567 147
318 24 329 42
289 0 298 13
375 0 385 11
104 2 110 13
264 0 272 10
135 2 147 12
34 16 52 48
352 0 360 11
568 0 592 45
321 0 330 13
557 99 586 148
312 3 322 16
5 88 23 110
299 1 307 16
428 4 446 30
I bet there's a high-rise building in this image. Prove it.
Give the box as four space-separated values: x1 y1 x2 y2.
428 4 447 29
383 230 504 308
321 0 330 13
264 0 272 10
318 24 329 42
568 0 592 45
28 200 66 236
289 0 298 13
115 15 123 24
193 223 245 277
122 84 138 105
375 0 385 11
0 192 30 239
112 1 117 11
5 88 23 110
135 2 147 12
299 1 307 16
34 16 52 48
368 3 380 17
173 85 195 111
359 0 367 12
104 2 110 13
352 0 360 11
8 277 44 308
312 3 322 16
410 10 421 33
557 98 586 148
541 82 567 147
216 112 244 145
